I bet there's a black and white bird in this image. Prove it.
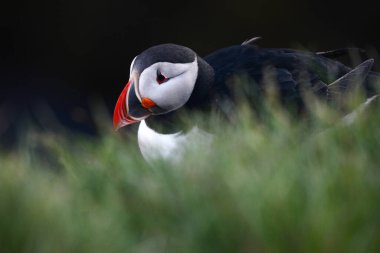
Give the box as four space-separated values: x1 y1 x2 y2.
113 38 379 161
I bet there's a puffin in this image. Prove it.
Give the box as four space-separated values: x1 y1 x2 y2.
113 38 379 161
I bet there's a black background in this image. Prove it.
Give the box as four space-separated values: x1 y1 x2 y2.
1 0 380 139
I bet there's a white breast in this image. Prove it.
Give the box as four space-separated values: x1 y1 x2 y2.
138 120 213 163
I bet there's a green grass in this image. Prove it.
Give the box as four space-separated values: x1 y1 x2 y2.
1 100 380 253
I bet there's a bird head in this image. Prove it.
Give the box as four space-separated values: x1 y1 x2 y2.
113 44 199 129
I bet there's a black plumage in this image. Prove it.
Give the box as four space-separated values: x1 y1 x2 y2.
144 40 379 133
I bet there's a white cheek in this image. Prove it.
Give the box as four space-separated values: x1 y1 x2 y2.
139 59 198 111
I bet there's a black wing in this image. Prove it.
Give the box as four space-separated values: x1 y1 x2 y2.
205 45 352 111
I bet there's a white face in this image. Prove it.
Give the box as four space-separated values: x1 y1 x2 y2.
133 58 199 114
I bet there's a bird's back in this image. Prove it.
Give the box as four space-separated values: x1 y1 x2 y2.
202 44 379 117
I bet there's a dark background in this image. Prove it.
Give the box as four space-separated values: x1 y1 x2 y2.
1 0 380 142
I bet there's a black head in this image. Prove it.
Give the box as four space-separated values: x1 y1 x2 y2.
113 44 200 129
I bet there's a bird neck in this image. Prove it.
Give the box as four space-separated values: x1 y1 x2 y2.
186 56 215 108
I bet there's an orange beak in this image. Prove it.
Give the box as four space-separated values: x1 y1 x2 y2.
113 79 152 130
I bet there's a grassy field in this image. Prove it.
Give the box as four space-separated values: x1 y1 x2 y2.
1 98 380 253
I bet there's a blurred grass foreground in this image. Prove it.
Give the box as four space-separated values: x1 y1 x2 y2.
1 96 380 253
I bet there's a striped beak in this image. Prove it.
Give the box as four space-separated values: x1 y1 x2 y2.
113 79 152 130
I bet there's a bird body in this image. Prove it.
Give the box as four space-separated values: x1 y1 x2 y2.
138 119 213 163
113 39 379 161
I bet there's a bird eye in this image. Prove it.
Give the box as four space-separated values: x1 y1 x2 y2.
156 70 169 84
